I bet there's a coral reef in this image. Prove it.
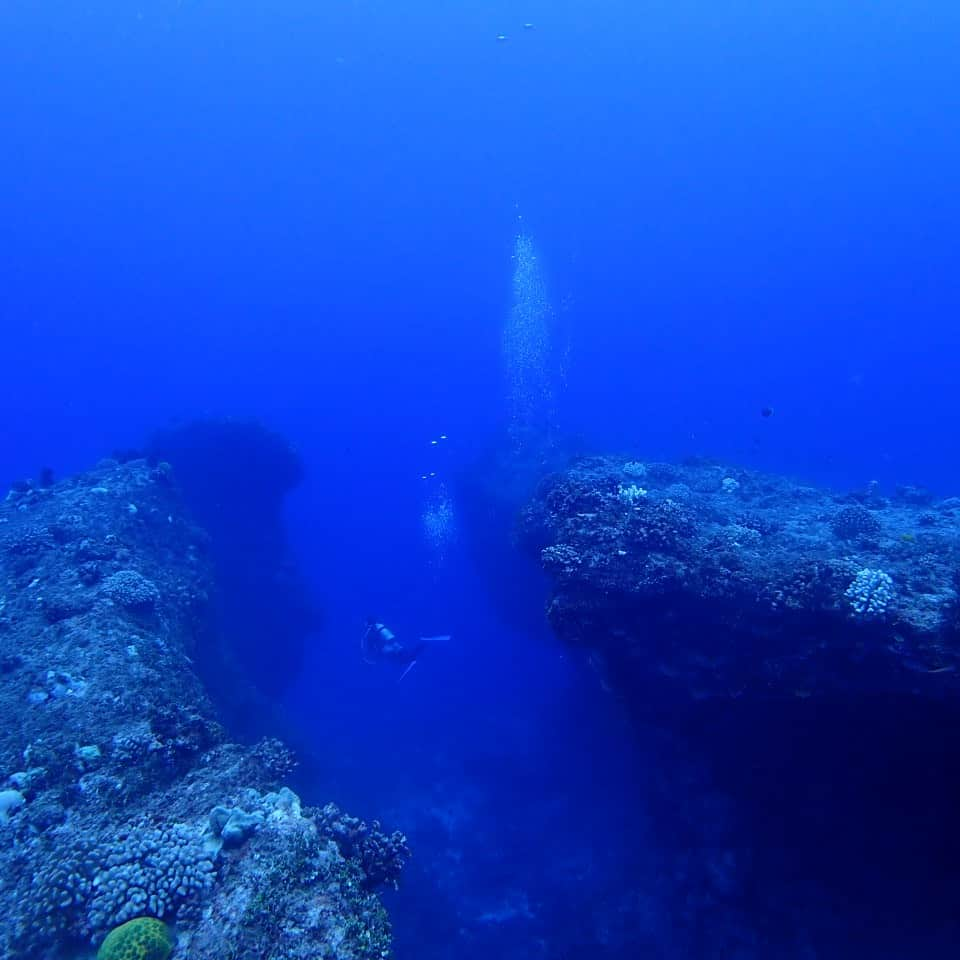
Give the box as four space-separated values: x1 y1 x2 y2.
314 802 411 890
0 459 407 959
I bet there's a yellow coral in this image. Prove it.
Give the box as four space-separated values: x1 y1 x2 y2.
97 918 173 960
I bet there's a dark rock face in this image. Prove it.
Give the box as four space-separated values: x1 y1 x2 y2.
455 435 577 636
0 460 406 959
148 419 318 709
525 456 960 705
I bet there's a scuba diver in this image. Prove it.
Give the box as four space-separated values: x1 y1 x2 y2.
361 618 451 680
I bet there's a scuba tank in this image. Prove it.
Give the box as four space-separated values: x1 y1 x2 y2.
361 621 394 663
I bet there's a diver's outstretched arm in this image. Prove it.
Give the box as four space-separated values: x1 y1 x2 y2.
419 634 452 646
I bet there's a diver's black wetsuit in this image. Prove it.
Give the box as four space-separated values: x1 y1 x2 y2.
362 621 425 667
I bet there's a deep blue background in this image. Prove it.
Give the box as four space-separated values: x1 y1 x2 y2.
3 1 960 956
4 0 960 494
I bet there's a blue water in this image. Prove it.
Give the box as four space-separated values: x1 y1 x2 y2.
3 1 960 957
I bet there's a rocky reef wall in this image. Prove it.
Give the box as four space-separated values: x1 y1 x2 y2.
522 455 960 950
0 459 407 960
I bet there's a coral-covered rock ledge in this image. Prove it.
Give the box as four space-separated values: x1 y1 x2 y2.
0 459 407 960
522 456 960 705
